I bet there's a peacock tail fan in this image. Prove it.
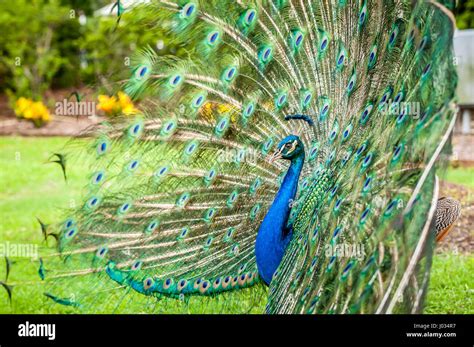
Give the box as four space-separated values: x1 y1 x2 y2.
24 0 456 313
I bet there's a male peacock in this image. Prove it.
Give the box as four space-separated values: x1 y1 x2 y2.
21 0 461 314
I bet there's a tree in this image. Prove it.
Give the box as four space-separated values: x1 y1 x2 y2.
455 0 474 29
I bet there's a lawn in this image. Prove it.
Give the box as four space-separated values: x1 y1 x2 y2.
441 165 474 188
0 137 472 314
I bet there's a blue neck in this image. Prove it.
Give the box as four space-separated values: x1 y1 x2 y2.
255 153 304 285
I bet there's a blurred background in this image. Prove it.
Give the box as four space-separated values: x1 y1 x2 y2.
0 0 472 313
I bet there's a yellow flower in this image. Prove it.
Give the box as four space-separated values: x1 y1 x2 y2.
117 91 131 106
200 102 215 121
22 108 34 119
97 95 118 114
30 101 49 120
122 104 139 115
14 97 33 117
97 92 139 116
217 104 232 114
203 102 212 112
14 98 51 125
38 103 51 121
117 91 139 115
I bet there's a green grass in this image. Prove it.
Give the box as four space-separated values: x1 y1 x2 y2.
425 253 474 314
0 137 85 244
441 166 474 188
0 137 472 314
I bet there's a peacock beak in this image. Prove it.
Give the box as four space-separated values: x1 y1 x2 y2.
268 147 284 163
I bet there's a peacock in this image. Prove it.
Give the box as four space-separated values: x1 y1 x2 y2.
9 0 463 314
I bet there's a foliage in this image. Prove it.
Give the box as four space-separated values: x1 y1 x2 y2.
60 0 110 16
0 0 184 103
0 0 76 99
455 0 474 30
78 7 186 94
14 97 52 127
0 0 471 104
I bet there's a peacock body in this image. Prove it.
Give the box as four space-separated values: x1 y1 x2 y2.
28 0 459 314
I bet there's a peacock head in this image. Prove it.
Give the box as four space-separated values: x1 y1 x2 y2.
269 135 304 162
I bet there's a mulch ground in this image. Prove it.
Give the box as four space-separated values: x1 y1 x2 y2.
0 114 99 136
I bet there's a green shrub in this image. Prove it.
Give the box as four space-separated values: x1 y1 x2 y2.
0 0 76 99
0 0 185 102
79 7 186 94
